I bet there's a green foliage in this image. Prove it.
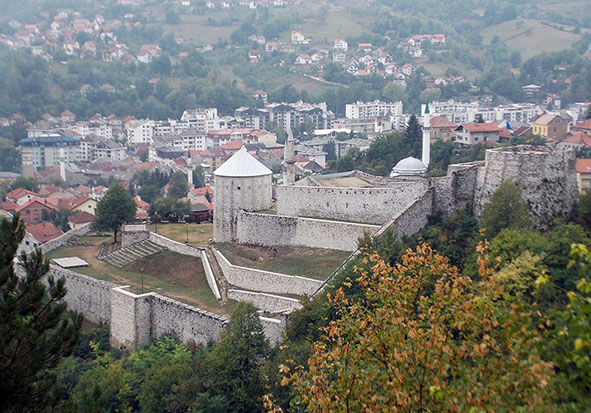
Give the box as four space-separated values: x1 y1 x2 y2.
167 170 189 199
576 189 591 231
92 183 136 241
149 196 190 221
42 207 74 233
480 180 531 239
192 165 205 188
0 138 19 172
0 215 82 412
137 185 159 204
10 176 39 192
165 10 180 25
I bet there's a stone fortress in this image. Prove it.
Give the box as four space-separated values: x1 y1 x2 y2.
25 109 579 352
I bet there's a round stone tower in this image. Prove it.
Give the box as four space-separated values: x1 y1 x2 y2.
213 146 273 242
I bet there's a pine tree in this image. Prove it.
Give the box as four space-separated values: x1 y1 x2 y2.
404 114 422 158
0 214 81 412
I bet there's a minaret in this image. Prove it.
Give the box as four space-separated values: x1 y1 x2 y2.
422 103 431 167
283 127 295 185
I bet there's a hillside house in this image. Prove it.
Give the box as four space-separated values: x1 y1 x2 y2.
291 30 305 44
429 116 457 141
334 39 348 51
532 113 568 140
454 123 501 145
294 54 312 65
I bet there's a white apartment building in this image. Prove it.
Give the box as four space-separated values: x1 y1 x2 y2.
80 136 126 161
494 104 542 124
180 108 224 134
125 119 155 144
345 100 404 119
422 100 495 124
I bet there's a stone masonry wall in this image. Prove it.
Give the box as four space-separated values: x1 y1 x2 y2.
48 265 116 324
373 189 434 240
474 146 578 229
213 248 323 296
41 222 92 253
121 225 149 248
148 293 227 346
228 289 302 312
236 212 380 252
275 181 429 225
432 162 482 218
149 232 221 300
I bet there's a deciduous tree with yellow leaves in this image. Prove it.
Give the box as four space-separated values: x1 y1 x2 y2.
279 242 553 411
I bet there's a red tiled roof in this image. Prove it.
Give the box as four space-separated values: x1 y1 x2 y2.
132 162 159 172
68 211 94 224
574 119 591 131
26 222 63 243
134 196 150 210
0 200 18 211
429 116 456 128
576 158 591 174
219 141 244 150
563 132 591 147
6 188 38 200
15 197 57 213
459 123 501 133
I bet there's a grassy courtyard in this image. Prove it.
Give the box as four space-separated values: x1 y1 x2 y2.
148 223 213 247
216 243 350 281
45 234 234 316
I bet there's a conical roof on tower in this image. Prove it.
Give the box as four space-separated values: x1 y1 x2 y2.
214 146 272 177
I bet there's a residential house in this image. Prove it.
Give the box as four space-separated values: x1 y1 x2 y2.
15 197 58 224
557 132 591 150
401 63 415 76
576 158 591 193
532 113 568 140
573 119 591 134
291 30 305 44
333 52 346 63
68 211 94 229
429 116 457 141
248 50 261 63
26 221 63 247
454 123 501 145
6 188 39 206
358 43 372 52
294 54 312 65
522 84 542 95
334 39 348 51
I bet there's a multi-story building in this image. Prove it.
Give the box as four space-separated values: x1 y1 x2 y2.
532 113 569 140
19 136 81 170
80 135 126 161
125 119 155 144
494 104 542 124
234 107 270 129
422 100 495 124
205 128 276 149
180 108 224 134
345 100 403 119
265 101 335 132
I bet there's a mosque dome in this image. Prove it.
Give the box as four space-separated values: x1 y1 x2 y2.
390 156 427 177
213 146 272 177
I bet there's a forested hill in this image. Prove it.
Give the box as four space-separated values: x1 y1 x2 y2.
0 0 589 122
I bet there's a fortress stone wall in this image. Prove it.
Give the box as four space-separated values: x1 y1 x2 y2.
213 248 323 296
473 146 578 229
228 289 302 312
41 222 92 253
275 181 429 225
373 189 434 239
236 212 380 252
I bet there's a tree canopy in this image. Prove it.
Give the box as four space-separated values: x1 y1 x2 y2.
480 179 531 239
92 183 136 242
0 215 81 412
282 243 553 411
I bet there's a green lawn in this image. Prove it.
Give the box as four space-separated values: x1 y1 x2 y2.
216 242 350 281
148 223 213 247
163 12 240 45
46 237 234 316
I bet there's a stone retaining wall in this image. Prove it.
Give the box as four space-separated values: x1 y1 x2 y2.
236 212 380 252
213 248 323 296
228 289 302 312
41 222 92 253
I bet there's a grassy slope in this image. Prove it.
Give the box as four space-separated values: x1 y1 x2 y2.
481 18 581 59
45 233 234 316
216 242 350 281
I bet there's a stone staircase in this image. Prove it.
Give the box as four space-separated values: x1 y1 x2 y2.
101 240 167 268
